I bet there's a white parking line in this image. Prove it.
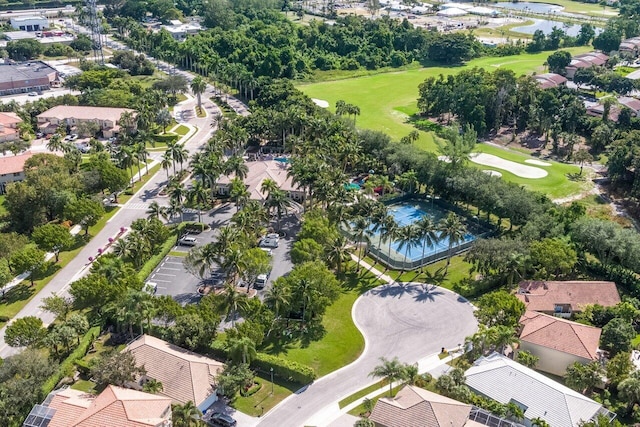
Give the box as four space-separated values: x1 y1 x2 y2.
152 279 172 283
154 273 177 277
162 268 181 271
164 261 183 265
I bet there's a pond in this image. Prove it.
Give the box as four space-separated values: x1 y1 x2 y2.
495 2 564 14
510 18 603 36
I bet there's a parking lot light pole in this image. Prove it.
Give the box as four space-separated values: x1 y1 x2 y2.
270 367 274 395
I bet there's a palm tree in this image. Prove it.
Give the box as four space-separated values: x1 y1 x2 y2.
351 216 371 272
116 145 136 186
143 378 163 394
437 213 467 272
325 235 350 276
489 325 519 355
265 281 291 320
415 216 438 273
265 189 291 231
220 282 249 326
619 373 640 415
227 336 257 365
190 76 207 112
229 177 249 211
378 215 399 270
172 401 202 427
225 156 249 180
146 201 163 220
161 151 172 179
183 243 218 279
188 180 209 223
134 141 150 176
369 357 407 397
46 133 64 152
396 225 419 272
260 178 279 200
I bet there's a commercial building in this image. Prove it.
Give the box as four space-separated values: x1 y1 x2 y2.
0 61 58 96
10 15 48 31
37 106 136 138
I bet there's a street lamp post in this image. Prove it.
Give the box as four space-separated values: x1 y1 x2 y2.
270 367 274 395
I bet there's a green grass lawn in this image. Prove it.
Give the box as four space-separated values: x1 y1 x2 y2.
361 254 473 290
231 373 302 416
524 0 616 15
173 124 190 136
339 379 386 408
261 266 383 377
0 194 6 217
118 163 162 204
71 379 97 393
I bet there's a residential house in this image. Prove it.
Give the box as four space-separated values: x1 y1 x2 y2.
586 96 640 122
0 150 35 194
124 335 224 412
369 385 488 427
533 73 567 89
565 52 608 79
518 311 602 376
37 105 136 138
0 61 59 96
619 37 640 57
216 159 305 203
0 112 22 143
23 385 172 427
516 280 620 318
465 353 613 427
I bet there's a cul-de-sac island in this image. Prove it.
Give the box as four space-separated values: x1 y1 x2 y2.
0 0 638 426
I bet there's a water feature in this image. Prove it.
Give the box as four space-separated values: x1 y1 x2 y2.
496 2 564 14
510 18 603 36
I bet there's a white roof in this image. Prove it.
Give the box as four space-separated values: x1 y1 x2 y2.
440 2 474 10
465 353 603 427
436 7 468 16
468 6 498 15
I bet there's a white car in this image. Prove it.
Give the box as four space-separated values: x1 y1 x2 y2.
259 237 279 248
260 247 273 256
178 236 198 246
266 233 280 240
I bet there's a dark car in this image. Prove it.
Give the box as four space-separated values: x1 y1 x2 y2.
205 412 237 427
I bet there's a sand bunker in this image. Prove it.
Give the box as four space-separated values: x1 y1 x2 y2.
470 153 548 179
525 159 552 167
312 98 329 108
483 170 503 178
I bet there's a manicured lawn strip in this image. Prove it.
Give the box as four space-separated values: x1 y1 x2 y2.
473 143 587 199
347 384 405 416
231 373 301 416
0 206 120 326
298 47 592 153
0 194 6 216
339 379 386 409
262 266 383 377
360 254 473 291
168 250 188 257
174 124 190 136
118 163 162 204
71 379 96 393
524 0 616 15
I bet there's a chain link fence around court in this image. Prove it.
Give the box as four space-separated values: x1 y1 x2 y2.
345 195 495 271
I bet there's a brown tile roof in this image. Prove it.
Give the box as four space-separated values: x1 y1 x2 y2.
47 385 171 427
0 112 21 126
619 96 640 113
516 281 620 312
534 73 567 89
37 105 135 123
125 335 224 406
0 150 34 175
369 385 471 427
217 159 301 200
519 311 601 360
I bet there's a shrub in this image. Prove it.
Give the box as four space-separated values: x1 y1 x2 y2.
251 353 316 384
178 221 207 235
152 134 179 144
137 231 177 282
42 326 100 395
75 358 92 376
240 379 262 397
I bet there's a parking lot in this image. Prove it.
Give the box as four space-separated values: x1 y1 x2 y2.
147 255 201 305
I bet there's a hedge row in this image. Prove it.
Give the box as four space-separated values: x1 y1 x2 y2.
586 260 640 298
41 326 100 395
178 221 208 235
137 231 177 282
251 353 316 385
152 134 179 144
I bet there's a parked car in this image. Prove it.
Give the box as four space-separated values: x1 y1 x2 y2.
27 92 37 96
266 233 280 240
68 134 78 141
259 237 278 248
205 413 237 427
255 271 270 289
260 247 272 256
178 236 198 246
36 132 44 138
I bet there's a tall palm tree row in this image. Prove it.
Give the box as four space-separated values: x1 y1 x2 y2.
437 212 468 272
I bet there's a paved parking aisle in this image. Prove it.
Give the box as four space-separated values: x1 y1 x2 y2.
148 255 201 305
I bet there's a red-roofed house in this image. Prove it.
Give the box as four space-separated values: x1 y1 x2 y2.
566 52 608 79
516 280 620 317
0 150 35 194
620 37 640 57
534 73 568 89
125 335 224 412
369 385 484 427
23 385 172 427
0 112 22 143
518 311 602 376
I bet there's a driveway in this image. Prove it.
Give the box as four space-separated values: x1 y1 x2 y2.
255 283 478 427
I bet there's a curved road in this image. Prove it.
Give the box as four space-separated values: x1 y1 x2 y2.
256 282 478 427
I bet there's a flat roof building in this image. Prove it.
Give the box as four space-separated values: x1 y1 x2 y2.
0 61 58 96
10 15 48 32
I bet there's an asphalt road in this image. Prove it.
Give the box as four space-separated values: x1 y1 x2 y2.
255 284 478 427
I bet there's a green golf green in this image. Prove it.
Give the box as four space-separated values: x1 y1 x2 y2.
298 47 592 198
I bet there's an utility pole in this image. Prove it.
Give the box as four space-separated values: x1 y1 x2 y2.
86 0 104 65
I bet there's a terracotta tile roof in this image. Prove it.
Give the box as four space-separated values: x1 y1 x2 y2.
37 105 135 123
125 335 224 406
217 160 301 201
0 150 34 175
519 311 601 360
619 96 640 113
0 112 21 125
369 385 472 427
516 281 620 312
47 385 171 427
534 73 567 89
